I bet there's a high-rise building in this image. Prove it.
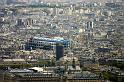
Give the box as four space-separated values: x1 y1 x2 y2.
17 18 24 26
56 43 64 61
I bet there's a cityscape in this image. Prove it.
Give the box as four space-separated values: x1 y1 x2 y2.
0 0 124 82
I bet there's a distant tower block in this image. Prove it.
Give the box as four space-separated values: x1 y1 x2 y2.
26 18 33 27
56 43 64 61
17 19 24 26
86 21 94 29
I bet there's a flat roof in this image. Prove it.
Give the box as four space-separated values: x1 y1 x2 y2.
33 36 69 42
